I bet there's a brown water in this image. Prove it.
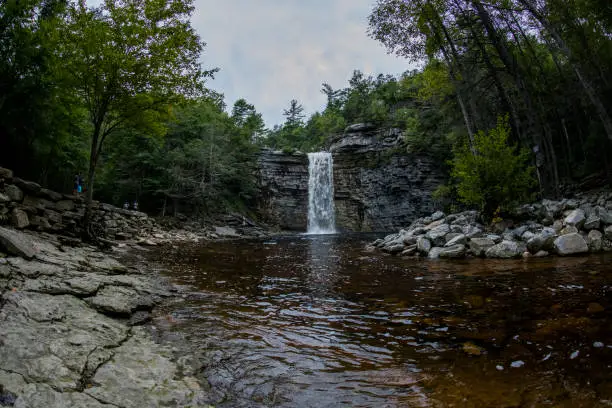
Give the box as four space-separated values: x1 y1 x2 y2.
152 234 612 407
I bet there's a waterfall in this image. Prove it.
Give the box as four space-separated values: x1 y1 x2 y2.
307 152 336 234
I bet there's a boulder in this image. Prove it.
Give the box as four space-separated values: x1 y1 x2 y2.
552 220 563 233
583 216 601 230
425 223 450 246
445 234 466 247
5 184 23 202
11 209 29 229
401 245 418 256
39 188 63 202
521 230 535 242
526 228 556 253
431 211 445 222
587 230 603 252
605 225 612 241
0 167 13 179
55 199 75 212
417 237 432 255
382 243 405 254
0 192 10 203
485 240 524 259
595 206 612 225
428 247 444 259
12 178 41 195
553 233 589 256
564 209 586 228
0 226 36 259
560 225 578 235
468 238 496 257
214 226 239 237
439 244 466 259
533 250 549 258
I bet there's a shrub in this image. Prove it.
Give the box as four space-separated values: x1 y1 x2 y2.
450 115 536 218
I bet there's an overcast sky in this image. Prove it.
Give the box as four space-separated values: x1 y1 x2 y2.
192 0 413 127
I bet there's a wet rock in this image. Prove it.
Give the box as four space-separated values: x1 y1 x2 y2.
587 302 604 314
428 247 444 259
0 226 36 259
87 285 155 315
439 244 466 259
587 230 603 252
485 240 524 259
462 342 484 356
417 237 431 255
128 311 152 326
382 243 405 254
485 234 502 243
11 209 29 229
521 230 535 242
534 250 549 258
402 235 417 246
564 209 586 228
463 295 485 308
425 224 450 246
214 226 239 237
553 233 589 256
445 234 466 247
5 184 24 202
468 237 495 257
526 228 556 253
583 216 601 230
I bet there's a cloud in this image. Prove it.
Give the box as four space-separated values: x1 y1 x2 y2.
193 0 413 127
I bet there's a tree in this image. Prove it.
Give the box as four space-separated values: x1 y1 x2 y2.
283 99 305 127
450 116 536 217
62 0 215 235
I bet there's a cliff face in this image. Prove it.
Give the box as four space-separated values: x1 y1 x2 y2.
257 126 446 232
257 150 309 231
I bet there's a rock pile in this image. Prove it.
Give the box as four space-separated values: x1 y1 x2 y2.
0 167 154 241
371 192 612 259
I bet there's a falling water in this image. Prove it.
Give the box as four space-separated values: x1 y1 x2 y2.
307 152 336 234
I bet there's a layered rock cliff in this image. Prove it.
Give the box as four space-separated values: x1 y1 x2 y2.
257 126 446 232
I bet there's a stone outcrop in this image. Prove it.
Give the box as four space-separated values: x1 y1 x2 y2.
371 190 612 259
257 150 309 231
0 229 208 407
257 126 446 231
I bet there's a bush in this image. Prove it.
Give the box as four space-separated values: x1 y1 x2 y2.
450 115 536 218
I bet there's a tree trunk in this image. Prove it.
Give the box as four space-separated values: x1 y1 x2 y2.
516 0 612 142
83 125 101 240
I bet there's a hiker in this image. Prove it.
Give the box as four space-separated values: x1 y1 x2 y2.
133 200 139 211
73 174 82 195
123 201 129 210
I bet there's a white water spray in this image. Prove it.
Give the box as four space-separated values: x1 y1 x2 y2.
307 152 336 234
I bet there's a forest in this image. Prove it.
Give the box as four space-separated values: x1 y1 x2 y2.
1 0 611 219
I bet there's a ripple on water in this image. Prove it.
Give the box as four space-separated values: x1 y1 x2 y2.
152 235 612 407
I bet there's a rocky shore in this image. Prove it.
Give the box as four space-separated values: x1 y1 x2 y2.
371 191 612 259
0 226 217 407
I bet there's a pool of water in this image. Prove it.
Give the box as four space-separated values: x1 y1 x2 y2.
151 234 612 407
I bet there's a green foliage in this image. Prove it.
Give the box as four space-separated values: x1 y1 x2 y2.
450 116 536 216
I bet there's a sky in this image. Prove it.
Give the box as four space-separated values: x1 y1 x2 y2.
192 0 414 127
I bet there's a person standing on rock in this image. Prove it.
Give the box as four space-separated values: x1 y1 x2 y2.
133 200 139 211
123 201 129 210
73 174 82 195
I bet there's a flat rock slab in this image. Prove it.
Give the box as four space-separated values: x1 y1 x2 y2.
86 285 155 315
84 327 205 408
0 291 128 391
0 226 37 259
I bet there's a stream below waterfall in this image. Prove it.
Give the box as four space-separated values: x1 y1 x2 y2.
150 234 612 407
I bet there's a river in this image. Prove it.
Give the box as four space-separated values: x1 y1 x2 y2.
151 233 612 407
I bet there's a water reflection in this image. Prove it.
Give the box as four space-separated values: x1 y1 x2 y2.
152 235 612 408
